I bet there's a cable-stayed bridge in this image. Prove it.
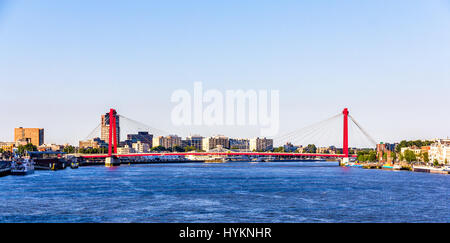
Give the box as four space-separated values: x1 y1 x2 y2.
79 108 377 165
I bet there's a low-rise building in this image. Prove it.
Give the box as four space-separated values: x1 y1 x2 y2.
400 146 422 156
38 144 64 152
421 146 431 154
132 141 150 153
377 142 394 162
317 147 330 154
79 137 107 149
0 142 14 153
117 145 135 154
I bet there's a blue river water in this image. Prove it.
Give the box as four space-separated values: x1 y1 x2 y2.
0 162 449 223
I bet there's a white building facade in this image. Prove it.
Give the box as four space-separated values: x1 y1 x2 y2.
202 135 230 152
249 137 273 152
132 141 150 153
429 139 450 165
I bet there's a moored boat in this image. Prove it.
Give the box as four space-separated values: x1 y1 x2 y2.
0 160 11 177
347 162 363 168
382 164 395 170
70 160 79 169
443 166 450 172
429 167 448 174
204 157 225 163
412 166 431 173
11 158 34 176
66 155 79 169
393 164 402 170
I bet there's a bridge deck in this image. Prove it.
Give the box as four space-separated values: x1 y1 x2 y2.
80 152 357 159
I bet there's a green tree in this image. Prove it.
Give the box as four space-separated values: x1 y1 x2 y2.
184 146 197 152
17 143 37 156
151 146 167 152
273 146 285 153
422 152 429 163
304 144 317 153
63 145 75 154
404 150 416 163
396 140 433 153
357 150 374 162
433 159 439 166
357 153 367 162
172 145 184 152
392 152 397 162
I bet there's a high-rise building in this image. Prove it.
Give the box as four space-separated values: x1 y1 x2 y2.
153 135 182 149
202 135 230 152
229 138 250 150
184 135 204 151
101 111 120 146
14 127 44 146
124 131 153 148
249 137 273 152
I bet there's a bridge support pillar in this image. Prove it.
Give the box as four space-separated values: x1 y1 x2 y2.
341 108 350 166
105 156 120 167
340 157 349 166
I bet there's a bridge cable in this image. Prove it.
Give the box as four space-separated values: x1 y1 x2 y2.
274 113 341 146
348 115 377 147
119 115 172 137
83 123 101 141
276 114 340 146
274 113 341 142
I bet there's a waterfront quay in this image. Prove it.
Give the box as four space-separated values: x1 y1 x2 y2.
346 162 450 175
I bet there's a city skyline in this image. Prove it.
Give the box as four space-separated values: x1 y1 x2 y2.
0 1 449 226
1 0 450 145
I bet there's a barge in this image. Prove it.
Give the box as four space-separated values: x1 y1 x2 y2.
28 151 69 170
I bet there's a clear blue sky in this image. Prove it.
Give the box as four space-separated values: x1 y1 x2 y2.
0 0 449 146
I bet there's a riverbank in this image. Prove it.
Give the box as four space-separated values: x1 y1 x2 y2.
346 163 449 175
